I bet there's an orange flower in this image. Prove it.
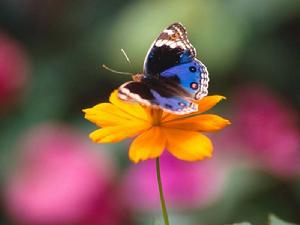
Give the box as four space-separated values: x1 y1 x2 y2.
83 91 230 163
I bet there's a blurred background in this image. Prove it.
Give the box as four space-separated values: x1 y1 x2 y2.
0 0 299 225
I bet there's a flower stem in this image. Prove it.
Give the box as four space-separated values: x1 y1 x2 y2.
156 158 170 225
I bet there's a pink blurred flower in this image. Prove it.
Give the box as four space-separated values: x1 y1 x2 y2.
232 85 300 178
121 151 228 211
0 32 29 109
4 124 130 225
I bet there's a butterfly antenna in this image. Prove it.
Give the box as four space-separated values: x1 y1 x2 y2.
101 49 134 75
121 48 137 72
121 48 132 65
102 64 133 75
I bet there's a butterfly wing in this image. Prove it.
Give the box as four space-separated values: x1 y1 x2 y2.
144 22 196 75
118 81 198 115
118 22 208 114
143 22 209 99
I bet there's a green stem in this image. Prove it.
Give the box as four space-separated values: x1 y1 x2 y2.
156 158 170 225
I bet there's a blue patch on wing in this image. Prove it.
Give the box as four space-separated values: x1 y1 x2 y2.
179 50 194 64
160 60 204 98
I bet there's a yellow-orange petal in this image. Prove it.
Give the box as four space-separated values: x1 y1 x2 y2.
129 127 166 163
162 95 226 122
89 121 151 143
195 95 226 113
109 90 149 121
83 103 141 127
163 128 213 161
163 114 231 132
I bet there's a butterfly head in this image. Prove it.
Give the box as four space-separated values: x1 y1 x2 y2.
132 73 144 82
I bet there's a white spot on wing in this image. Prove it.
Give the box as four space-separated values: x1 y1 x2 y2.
177 42 186 49
165 40 174 46
155 39 163 47
195 60 209 99
164 29 174 35
161 39 167 45
170 42 177 48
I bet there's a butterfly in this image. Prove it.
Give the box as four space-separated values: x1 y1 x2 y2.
118 22 209 115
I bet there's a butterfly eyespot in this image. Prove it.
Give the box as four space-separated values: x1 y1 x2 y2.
190 82 198 90
164 104 173 109
189 66 196 72
178 102 186 107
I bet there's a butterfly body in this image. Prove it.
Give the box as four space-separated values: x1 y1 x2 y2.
118 22 209 115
